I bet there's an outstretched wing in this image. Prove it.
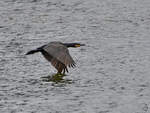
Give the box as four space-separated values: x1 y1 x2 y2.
43 42 76 68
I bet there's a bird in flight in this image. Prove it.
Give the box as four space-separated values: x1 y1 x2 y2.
26 41 85 74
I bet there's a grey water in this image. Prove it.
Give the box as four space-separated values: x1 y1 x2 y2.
0 0 150 113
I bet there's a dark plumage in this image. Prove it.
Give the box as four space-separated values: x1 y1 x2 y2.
26 41 85 74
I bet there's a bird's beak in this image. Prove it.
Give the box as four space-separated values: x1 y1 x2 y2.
80 44 85 46
75 44 85 47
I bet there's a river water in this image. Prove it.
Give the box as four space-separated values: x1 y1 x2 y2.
0 0 150 113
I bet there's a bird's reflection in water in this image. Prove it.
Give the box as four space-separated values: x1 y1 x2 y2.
41 73 73 84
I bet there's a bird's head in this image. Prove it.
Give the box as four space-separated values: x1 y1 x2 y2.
63 43 85 48
73 43 85 47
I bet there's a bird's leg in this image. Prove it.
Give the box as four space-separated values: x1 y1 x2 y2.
57 68 63 76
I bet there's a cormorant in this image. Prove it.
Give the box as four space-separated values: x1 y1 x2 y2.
26 41 85 74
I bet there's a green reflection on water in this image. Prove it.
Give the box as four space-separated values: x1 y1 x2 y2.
41 73 73 84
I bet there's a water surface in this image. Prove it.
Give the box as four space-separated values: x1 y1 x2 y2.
0 0 150 113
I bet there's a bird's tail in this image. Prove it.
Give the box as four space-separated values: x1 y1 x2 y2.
26 49 41 55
